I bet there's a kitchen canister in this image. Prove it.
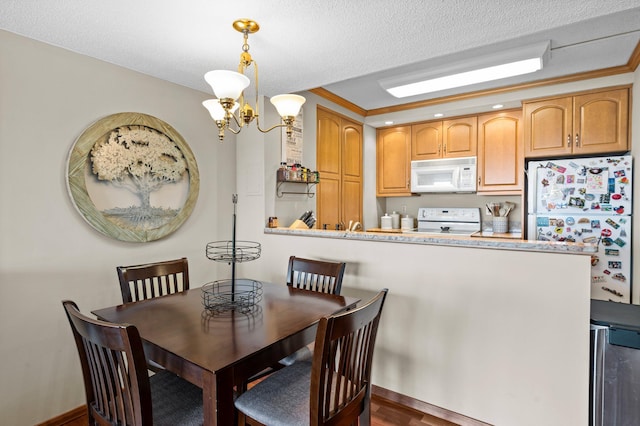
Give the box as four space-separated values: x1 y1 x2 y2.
401 215 415 230
493 216 509 233
391 211 400 229
380 214 392 230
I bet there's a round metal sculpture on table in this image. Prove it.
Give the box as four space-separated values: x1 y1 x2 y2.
203 194 262 313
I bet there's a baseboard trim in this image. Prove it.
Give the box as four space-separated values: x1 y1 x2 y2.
35 405 86 426
43 388 491 426
371 385 493 426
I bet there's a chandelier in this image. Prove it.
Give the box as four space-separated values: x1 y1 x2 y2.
202 19 306 141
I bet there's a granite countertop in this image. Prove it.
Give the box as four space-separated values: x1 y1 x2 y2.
264 227 597 254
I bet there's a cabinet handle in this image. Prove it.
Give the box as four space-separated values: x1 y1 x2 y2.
438 144 441 155
575 134 580 147
478 176 481 185
567 134 571 147
444 143 447 155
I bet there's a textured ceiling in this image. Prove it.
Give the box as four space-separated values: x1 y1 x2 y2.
2 0 640 114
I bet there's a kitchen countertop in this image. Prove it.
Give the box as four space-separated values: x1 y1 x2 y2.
264 227 597 254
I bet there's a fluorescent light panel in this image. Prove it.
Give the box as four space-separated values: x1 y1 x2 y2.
381 41 550 98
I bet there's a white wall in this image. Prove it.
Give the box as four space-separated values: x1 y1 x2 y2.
0 30 236 425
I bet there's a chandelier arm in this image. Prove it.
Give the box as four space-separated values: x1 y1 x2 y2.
255 122 286 134
227 111 245 129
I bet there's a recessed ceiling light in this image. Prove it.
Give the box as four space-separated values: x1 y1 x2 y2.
434 113 444 118
492 104 504 109
384 121 394 125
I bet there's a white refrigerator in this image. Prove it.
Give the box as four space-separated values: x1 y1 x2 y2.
527 155 633 303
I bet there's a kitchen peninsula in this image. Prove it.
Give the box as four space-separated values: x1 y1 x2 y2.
249 224 593 425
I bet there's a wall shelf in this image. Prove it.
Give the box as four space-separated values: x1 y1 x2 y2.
276 180 317 198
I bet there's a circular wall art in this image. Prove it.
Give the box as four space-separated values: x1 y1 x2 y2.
67 112 200 242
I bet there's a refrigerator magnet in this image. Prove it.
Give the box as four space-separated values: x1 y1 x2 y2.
586 168 608 193
612 273 627 282
608 261 622 269
614 237 626 247
605 218 620 229
601 237 614 246
536 217 550 226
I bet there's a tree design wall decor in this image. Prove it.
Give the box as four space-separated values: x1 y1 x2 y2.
67 112 199 242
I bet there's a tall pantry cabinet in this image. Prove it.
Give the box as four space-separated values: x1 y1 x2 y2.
316 107 363 229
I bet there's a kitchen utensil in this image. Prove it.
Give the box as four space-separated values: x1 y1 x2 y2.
503 201 515 216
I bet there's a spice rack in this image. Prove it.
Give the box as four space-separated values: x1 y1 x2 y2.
276 166 319 198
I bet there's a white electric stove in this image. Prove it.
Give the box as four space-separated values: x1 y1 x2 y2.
406 207 481 236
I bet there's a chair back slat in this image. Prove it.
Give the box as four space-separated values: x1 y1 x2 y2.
287 256 346 295
62 300 152 425
117 257 189 303
311 289 388 426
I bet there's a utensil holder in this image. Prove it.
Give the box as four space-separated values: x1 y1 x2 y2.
493 216 509 233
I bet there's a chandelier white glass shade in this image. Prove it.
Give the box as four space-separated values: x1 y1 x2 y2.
202 99 239 120
204 70 250 100
202 19 305 141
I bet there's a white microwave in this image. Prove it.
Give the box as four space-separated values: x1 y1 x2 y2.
410 156 477 193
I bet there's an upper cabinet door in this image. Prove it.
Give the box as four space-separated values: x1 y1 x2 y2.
376 126 411 196
443 116 477 158
573 89 628 155
477 110 523 193
342 119 362 179
317 109 341 175
411 122 442 160
523 97 573 158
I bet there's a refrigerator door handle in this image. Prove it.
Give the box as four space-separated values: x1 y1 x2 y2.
591 325 607 426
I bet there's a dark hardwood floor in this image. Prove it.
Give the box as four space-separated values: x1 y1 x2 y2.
371 397 458 426
47 399 459 426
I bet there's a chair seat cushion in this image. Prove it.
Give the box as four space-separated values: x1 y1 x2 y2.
278 345 313 366
235 361 312 426
150 370 203 425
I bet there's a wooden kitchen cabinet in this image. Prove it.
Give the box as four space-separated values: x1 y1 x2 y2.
524 87 629 158
317 107 363 229
412 116 477 160
477 109 523 193
377 126 412 196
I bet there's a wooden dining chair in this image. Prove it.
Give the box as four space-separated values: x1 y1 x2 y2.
241 256 349 392
274 256 347 367
117 257 189 303
235 288 388 426
62 300 203 426
287 256 346 295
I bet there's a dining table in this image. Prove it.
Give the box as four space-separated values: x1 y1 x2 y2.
92 280 360 426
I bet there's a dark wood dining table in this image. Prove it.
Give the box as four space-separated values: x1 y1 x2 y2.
92 280 359 426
